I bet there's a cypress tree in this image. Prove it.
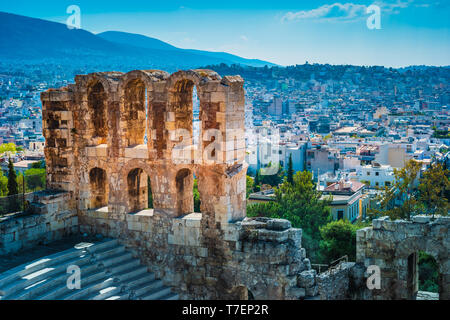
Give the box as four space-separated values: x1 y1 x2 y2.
254 170 261 192
7 157 20 212
287 153 294 184
7 158 18 196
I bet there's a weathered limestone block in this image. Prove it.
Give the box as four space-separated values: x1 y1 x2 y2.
256 229 290 242
266 219 291 231
86 145 107 157
297 269 317 288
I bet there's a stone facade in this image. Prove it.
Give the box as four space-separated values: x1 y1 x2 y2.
357 215 449 300
0 191 77 255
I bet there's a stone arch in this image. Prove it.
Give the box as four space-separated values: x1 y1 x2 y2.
395 236 447 300
127 168 150 213
119 159 154 181
80 73 113 95
87 80 108 144
175 168 194 215
168 78 197 164
166 70 222 164
88 167 108 209
118 70 154 148
123 78 147 146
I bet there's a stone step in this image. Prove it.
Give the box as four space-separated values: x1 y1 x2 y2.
89 284 122 300
138 286 173 300
82 264 150 300
1 240 123 299
1 255 92 299
105 293 129 300
60 256 141 300
93 244 125 260
37 266 110 300
106 258 140 274
132 279 164 297
159 292 180 300
0 238 118 293
32 246 128 300
34 250 130 300
0 238 178 300
102 252 134 269
114 265 153 286
8 263 99 300
58 273 113 300
0 248 85 292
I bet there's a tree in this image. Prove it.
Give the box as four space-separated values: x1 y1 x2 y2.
319 220 369 262
193 179 201 212
0 143 18 157
7 158 18 196
253 170 261 192
247 170 332 263
246 175 254 198
7 158 20 213
417 163 449 216
371 159 422 220
31 160 45 169
287 154 294 184
0 171 8 196
147 177 153 209
24 168 46 191
260 163 284 187
418 251 439 293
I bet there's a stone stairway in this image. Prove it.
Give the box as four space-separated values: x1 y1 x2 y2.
0 239 178 300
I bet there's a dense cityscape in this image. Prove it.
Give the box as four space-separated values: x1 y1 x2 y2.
2 62 449 213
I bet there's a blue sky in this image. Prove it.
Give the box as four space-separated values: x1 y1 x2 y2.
1 0 449 67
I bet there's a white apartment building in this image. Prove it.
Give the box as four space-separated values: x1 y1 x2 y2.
357 163 395 188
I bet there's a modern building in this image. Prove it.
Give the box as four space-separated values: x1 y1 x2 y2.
321 180 368 223
357 163 395 188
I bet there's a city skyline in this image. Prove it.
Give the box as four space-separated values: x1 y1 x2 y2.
1 0 449 68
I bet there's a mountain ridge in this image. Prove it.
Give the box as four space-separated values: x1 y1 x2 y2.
0 12 276 71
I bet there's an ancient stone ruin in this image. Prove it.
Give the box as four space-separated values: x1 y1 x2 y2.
0 69 448 300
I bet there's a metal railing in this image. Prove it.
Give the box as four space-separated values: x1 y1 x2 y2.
311 263 328 274
312 255 349 275
327 255 348 274
0 172 46 217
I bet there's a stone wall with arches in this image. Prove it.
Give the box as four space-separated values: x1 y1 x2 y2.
42 69 247 223
41 69 297 299
356 215 449 300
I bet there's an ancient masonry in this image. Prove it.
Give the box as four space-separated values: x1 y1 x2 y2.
0 69 448 300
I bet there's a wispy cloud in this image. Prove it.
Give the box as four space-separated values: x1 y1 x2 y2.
282 3 366 22
281 1 417 23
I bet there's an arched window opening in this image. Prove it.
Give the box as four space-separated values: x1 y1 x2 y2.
144 87 148 144
172 79 199 164
124 79 147 147
416 251 440 300
89 167 108 210
127 168 151 213
176 168 193 215
193 176 201 213
88 82 108 143
192 86 200 157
